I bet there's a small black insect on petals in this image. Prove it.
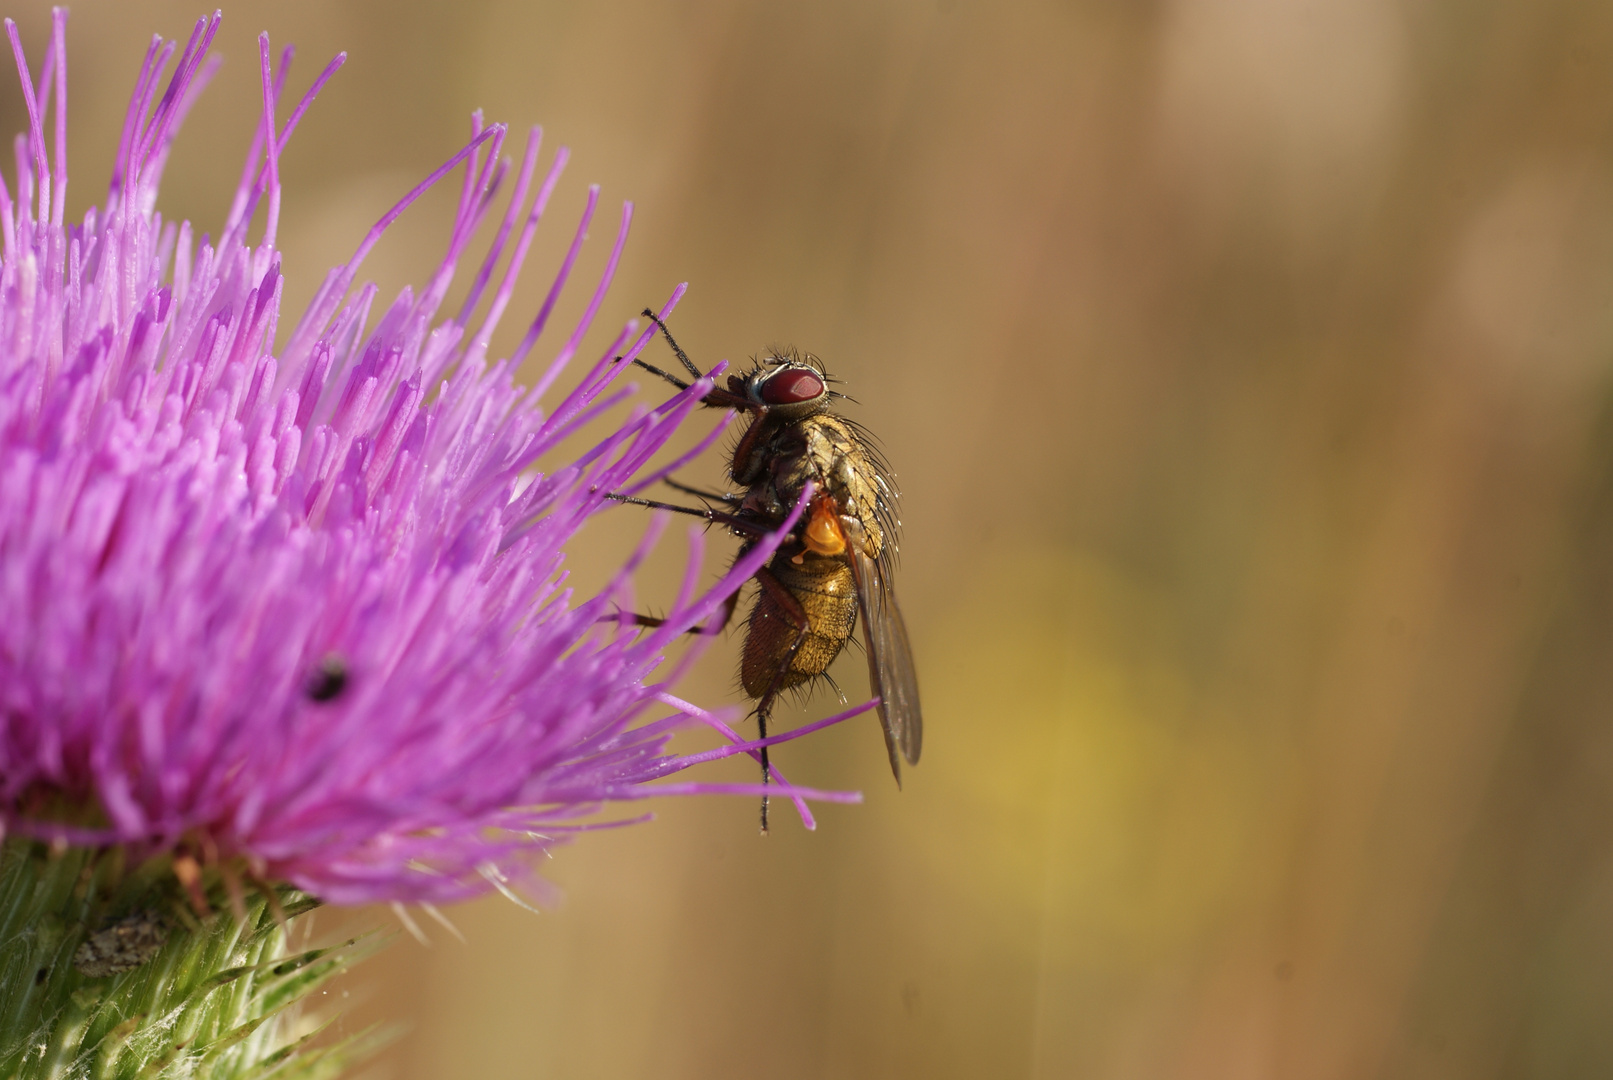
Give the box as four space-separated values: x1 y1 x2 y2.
305 654 349 703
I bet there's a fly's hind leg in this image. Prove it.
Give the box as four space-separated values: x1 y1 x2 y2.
750 567 814 835
605 588 742 637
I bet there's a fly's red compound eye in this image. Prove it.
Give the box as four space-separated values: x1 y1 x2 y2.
758 367 825 405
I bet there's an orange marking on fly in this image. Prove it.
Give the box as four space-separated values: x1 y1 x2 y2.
802 495 848 558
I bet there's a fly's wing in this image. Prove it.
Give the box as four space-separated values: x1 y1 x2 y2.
848 546 922 785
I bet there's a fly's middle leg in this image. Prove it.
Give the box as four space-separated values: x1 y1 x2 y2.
598 491 771 537
594 491 764 635
662 476 742 504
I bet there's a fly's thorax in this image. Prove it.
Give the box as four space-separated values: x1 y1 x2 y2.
733 410 892 560
805 416 888 559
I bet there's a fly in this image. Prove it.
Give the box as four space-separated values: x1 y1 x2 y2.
609 310 921 831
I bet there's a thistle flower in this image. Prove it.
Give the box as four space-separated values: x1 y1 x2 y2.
0 10 863 916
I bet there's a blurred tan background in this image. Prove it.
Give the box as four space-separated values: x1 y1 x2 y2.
12 0 1613 1076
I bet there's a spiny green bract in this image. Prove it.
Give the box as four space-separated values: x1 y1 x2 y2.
0 839 389 1080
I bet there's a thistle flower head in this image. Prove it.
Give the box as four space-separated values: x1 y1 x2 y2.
0 11 858 907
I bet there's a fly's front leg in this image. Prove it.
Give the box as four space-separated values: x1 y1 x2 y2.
640 307 703 380
750 566 813 834
631 309 753 410
727 410 772 485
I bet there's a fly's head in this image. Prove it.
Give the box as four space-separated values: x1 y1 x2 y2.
728 351 835 421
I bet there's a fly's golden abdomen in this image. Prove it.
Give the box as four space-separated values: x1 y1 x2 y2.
740 553 859 698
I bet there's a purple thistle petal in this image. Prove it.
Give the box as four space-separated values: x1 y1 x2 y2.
671 699 883 768
652 691 824 829
6 18 51 227
0 16 855 904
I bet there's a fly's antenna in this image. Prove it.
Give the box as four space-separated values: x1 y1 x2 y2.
642 307 703 381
